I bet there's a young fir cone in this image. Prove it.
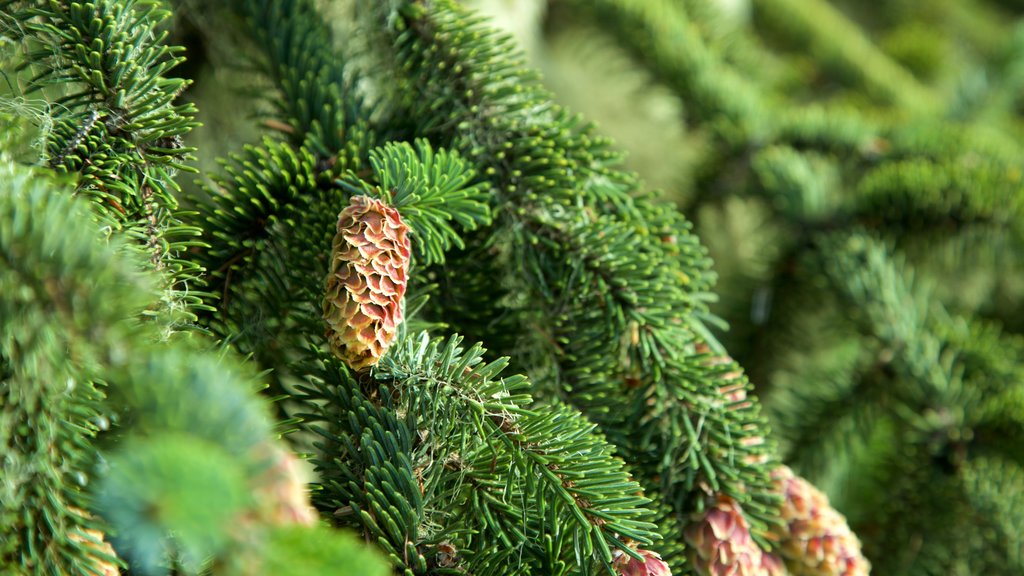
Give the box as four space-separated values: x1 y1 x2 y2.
770 466 869 576
684 496 788 576
612 548 672 576
227 445 318 576
323 195 411 371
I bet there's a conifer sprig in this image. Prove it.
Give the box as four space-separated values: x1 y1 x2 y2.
1 154 388 575
195 4 670 574
300 332 658 575
341 138 492 266
762 233 1024 574
0 159 128 576
752 0 939 112
2 0 206 324
232 0 369 157
372 0 781 560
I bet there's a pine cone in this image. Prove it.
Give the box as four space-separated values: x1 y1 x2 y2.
613 548 672 576
761 553 788 576
323 195 411 370
770 466 869 576
685 496 785 576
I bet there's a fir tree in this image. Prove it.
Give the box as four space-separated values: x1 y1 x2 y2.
12 0 1018 575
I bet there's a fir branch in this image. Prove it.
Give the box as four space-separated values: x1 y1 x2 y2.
0 158 149 576
375 0 780 555
751 0 940 113
853 157 1024 236
808 233 1024 572
193 138 349 392
196 139 323 306
343 138 493 266
637 355 779 532
301 332 658 575
0 154 381 574
762 311 881 472
4 0 206 324
231 0 370 157
960 457 1024 574
191 0 381 382
583 0 771 145
821 234 967 401
772 104 884 155
11 0 196 165
380 0 717 375
751 145 843 224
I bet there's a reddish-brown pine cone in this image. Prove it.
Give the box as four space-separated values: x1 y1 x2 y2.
323 195 411 371
761 553 789 576
770 466 870 576
684 496 789 576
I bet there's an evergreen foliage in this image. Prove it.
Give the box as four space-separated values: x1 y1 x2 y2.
5 0 1022 574
186 0 680 571
537 0 1024 573
2 0 206 326
1 1 386 573
361 0 781 567
0 155 387 574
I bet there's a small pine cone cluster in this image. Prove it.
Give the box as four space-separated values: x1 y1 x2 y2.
323 195 411 371
684 496 788 576
770 466 870 576
613 548 672 576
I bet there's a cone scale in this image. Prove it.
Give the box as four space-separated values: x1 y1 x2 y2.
770 466 870 576
684 496 787 576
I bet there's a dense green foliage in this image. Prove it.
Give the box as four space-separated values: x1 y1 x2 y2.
527 0 1024 573
4 0 1023 574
